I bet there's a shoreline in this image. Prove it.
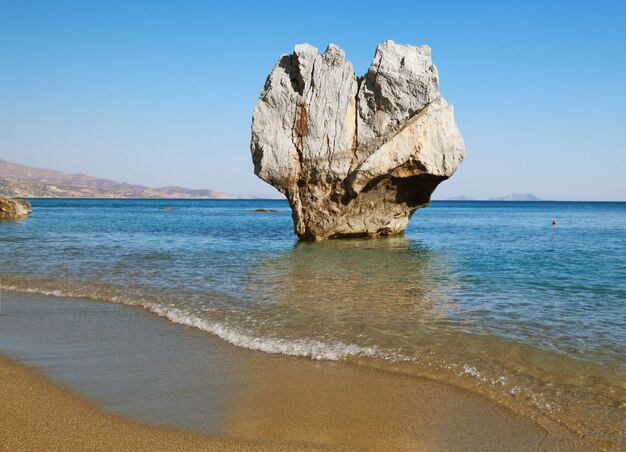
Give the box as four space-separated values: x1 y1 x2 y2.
0 292 593 451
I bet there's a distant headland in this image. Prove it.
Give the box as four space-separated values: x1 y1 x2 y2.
0 159 240 199
445 193 543 201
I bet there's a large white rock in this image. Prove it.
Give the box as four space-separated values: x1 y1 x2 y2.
251 41 465 240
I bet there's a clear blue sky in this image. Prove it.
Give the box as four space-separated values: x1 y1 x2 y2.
1 1 625 200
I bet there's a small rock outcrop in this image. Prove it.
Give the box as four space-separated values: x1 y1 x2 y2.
251 40 465 240
0 194 32 220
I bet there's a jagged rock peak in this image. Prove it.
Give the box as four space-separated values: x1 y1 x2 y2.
251 41 465 240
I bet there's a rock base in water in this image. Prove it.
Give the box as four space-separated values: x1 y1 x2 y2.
251 41 465 240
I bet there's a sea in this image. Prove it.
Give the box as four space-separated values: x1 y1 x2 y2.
1 199 624 446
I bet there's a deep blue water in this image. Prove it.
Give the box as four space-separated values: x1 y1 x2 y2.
1 199 624 443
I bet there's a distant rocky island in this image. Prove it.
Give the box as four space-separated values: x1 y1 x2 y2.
251 41 465 240
488 193 542 201
446 194 543 201
0 159 239 199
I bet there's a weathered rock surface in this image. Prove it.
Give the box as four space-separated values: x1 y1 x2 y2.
0 194 32 220
251 40 465 240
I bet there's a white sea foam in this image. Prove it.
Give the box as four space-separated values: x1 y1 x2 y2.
148 304 381 361
462 364 481 378
5 283 383 362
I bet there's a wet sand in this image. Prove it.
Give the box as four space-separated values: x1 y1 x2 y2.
0 354 334 451
0 293 591 451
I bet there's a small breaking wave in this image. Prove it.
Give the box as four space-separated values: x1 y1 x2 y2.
148 304 382 361
4 281 383 362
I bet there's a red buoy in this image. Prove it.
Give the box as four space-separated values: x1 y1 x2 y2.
552 219 557 226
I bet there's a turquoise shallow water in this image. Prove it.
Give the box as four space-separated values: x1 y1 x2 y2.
1 199 625 445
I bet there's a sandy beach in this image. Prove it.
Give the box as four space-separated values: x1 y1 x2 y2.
0 293 592 451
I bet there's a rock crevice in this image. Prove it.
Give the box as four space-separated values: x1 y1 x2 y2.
251 40 465 240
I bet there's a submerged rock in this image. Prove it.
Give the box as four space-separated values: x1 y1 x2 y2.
250 208 279 213
251 40 465 240
0 194 32 219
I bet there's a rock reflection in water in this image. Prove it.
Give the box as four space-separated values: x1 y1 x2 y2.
242 236 461 353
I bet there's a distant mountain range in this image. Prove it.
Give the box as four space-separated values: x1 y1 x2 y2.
0 159 240 199
445 193 542 201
